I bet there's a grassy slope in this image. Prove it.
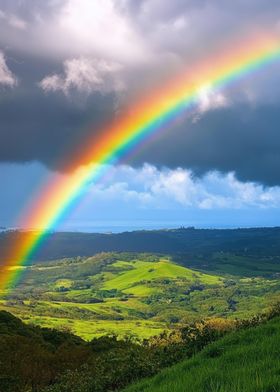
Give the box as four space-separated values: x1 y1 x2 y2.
125 317 280 392
102 259 220 292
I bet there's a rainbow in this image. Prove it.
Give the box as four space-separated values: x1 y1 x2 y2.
1 33 280 291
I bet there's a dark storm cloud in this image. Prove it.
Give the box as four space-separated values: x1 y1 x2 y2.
1 51 280 187
0 53 116 170
1 0 280 186
131 104 280 187
3 54 280 187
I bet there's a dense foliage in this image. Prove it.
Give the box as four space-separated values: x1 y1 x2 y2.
125 313 280 392
1 304 280 392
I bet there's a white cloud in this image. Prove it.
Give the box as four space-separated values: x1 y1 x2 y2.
0 52 17 87
190 84 229 121
39 57 124 96
197 84 228 112
71 164 280 211
3 162 280 229
49 0 148 64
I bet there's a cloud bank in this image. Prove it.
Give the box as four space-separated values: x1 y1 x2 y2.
2 162 280 228
82 164 280 210
0 0 280 187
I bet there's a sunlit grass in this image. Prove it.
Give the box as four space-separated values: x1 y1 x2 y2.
28 316 165 340
125 317 280 392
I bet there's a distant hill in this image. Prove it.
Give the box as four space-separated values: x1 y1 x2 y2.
1 227 280 265
125 315 280 392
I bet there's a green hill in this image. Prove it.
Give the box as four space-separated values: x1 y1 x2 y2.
101 258 220 292
125 316 280 392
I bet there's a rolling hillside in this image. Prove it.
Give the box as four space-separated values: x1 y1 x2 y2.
1 252 280 339
125 316 280 392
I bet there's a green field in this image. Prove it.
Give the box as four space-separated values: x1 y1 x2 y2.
124 316 280 392
1 252 280 339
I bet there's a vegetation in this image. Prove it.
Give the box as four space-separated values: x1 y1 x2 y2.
1 228 280 390
125 314 280 392
1 304 280 392
1 252 280 339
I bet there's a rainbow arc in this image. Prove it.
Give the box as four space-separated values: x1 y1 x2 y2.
1 33 280 291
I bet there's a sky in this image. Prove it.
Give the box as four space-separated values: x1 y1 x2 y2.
1 0 280 231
